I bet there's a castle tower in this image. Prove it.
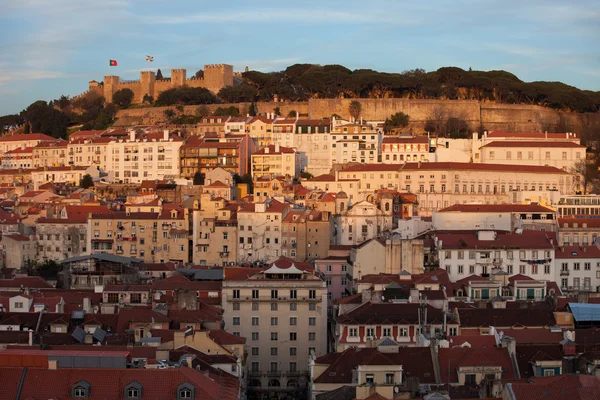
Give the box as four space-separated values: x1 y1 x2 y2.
204 64 233 93
171 69 187 88
103 76 120 103
140 71 156 103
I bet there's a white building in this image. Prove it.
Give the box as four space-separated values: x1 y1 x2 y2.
478 141 585 171
31 165 99 190
106 130 183 184
335 200 393 246
555 245 600 293
251 144 300 179
381 136 429 163
434 230 556 282
330 122 382 165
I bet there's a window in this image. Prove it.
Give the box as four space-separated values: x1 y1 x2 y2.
465 374 477 385
309 303 316 311
290 302 297 311
399 327 408 337
252 317 259 326
349 328 358 337
366 374 374 384
252 302 259 311
271 347 278 356
232 303 240 311
544 369 555 377
72 381 90 398
309 332 316 341
383 327 392 336
271 332 278 341
179 388 193 399
126 388 139 398
271 289 278 299
233 290 240 299
290 347 297 356
290 332 297 341
251 332 259 341
271 317 278 326
385 373 395 384
290 289 297 299
232 317 240 325
271 302 278 311
309 290 316 299
458 265 464 274
252 289 259 299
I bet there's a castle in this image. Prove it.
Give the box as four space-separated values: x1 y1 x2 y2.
85 64 234 104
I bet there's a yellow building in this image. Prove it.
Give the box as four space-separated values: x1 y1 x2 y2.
32 140 68 167
251 144 300 179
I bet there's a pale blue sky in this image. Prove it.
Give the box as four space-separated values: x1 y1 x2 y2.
0 0 598 115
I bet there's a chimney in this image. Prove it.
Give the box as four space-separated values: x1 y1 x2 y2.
566 132 568 139
275 144 280 153
129 130 135 142
163 130 169 141
28 329 33 346
185 356 194 367
265 147 270 154
48 359 58 370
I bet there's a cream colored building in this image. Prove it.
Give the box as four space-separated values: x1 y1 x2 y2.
330 122 382 165
87 205 189 263
222 262 327 397
479 141 585 171
381 136 429 163
336 200 393 246
106 130 183 184
192 194 238 266
2 146 33 169
68 137 111 171
236 199 291 263
31 165 99 190
251 144 300 179
36 217 88 261
2 234 35 269
32 140 68 167
0 133 55 155
247 115 274 148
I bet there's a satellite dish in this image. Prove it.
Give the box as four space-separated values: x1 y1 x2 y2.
394 386 400 393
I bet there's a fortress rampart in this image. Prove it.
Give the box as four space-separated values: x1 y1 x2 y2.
87 64 234 103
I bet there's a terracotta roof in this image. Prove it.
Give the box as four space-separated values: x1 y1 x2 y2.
438 204 556 213
340 162 571 174
508 274 535 284
314 347 436 384
439 347 516 383
559 218 600 228
487 130 572 139
272 118 297 124
502 328 565 344
0 277 53 289
383 136 429 144
254 144 295 154
296 119 330 126
223 267 265 281
69 130 106 139
205 180 229 188
481 140 584 148
0 133 54 142
555 245 600 259
4 147 34 154
33 139 68 148
151 275 222 291
435 230 556 250
337 302 455 325
457 308 556 328
307 174 336 182
208 329 247 345
507 374 600 400
447 335 497 348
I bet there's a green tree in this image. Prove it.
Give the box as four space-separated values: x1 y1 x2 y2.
214 106 240 117
384 112 410 132
20 101 69 139
79 174 94 189
193 172 205 185
156 69 164 80
570 159 598 195
176 105 185 113
287 110 298 118
234 173 254 193
194 69 204 79
273 107 281 116
300 171 314 179
348 100 362 122
112 88 134 108
25 260 61 280
155 87 218 106
217 83 258 103
445 117 470 138
196 105 209 117
164 109 176 119
0 114 24 133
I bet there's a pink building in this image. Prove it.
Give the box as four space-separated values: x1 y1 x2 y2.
315 253 353 310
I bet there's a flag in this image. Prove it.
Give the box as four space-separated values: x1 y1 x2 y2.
146 55 154 62
109 60 118 67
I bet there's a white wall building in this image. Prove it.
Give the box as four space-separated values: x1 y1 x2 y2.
555 245 600 293
335 200 393 246
251 144 300 179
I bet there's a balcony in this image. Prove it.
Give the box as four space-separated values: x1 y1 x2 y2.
560 270 570 276
267 370 281 377
248 370 262 378
219 251 229 257
286 370 305 377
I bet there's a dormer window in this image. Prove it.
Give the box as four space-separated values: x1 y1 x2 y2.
72 380 90 398
177 382 195 399
124 381 142 399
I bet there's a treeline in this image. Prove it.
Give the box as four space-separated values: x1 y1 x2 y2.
240 64 600 113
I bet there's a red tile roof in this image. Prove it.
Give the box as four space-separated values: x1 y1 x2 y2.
481 140 584 148
307 174 336 182
151 275 222 291
208 329 247 345
447 335 497 348
0 277 53 289
383 136 429 144
439 347 516 383
457 308 557 328
555 245 600 259
487 130 573 139
435 230 556 250
337 302 455 325
0 133 54 142
340 162 571 174
254 144 295 154
438 204 556 213
502 328 565 344
4 146 34 154
507 374 600 400
559 218 600 228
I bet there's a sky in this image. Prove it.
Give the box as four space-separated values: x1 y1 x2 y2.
0 0 599 115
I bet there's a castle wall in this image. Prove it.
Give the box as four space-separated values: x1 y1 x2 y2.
116 81 143 103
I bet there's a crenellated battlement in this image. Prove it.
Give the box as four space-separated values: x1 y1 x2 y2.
79 63 234 105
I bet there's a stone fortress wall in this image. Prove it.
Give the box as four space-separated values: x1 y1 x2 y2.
115 98 600 133
86 64 234 103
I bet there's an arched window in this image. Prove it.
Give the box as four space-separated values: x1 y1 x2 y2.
268 379 281 387
287 379 299 387
249 379 262 387
385 202 390 211
177 382 195 399
340 202 345 212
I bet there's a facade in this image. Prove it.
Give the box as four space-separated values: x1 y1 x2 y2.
478 141 585 171
335 200 393 246
32 140 68 168
555 245 600 293
31 165 99 190
181 133 252 178
251 145 300 179
192 195 238 266
106 130 183 184
556 195 600 217
247 116 275 148
67 137 111 171
558 218 600 246
330 122 382 165
222 262 327 397
36 217 88 261
2 146 33 169
314 255 353 307
0 133 55 155
88 206 188 263
2 234 35 269
381 136 430 163
281 209 332 261
435 230 556 282
236 199 290 263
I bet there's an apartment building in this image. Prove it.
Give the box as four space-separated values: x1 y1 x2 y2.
381 136 430 163
336 200 393 246
337 162 576 215
247 115 275 148
32 140 68 167
558 218 600 246
0 133 55 155
87 205 189 263
434 230 556 282
195 115 228 136
556 195 600 217
236 199 291 263
555 245 600 293
330 123 382 165
31 165 99 190
2 234 36 269
67 137 111 170
2 146 33 169
281 209 331 261
180 133 253 178
36 216 88 261
106 130 183 184
192 194 238 266
222 261 327 397
479 141 585 171
251 144 299 179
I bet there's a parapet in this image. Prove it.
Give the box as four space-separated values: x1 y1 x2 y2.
204 64 233 69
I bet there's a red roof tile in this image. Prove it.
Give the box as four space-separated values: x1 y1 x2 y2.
208 329 247 345
439 347 516 383
481 140 584 148
254 144 295 154
555 245 600 259
438 204 556 213
435 230 555 250
0 133 54 142
507 373 600 400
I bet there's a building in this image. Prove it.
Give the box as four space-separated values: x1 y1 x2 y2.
434 230 556 282
335 200 393 246
555 245 600 293
251 144 300 179
330 122 382 165
556 195 600 217
192 194 238 266
433 204 558 232
87 205 189 264
31 165 99 190
336 162 576 215
67 136 111 171
181 133 253 178
478 141 585 171
381 136 430 163
2 234 35 269
32 139 68 167
281 209 332 261
247 115 275 148
0 133 55 155
106 130 183 184
236 199 290 263
2 146 33 169
558 218 600 246
222 261 327 398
